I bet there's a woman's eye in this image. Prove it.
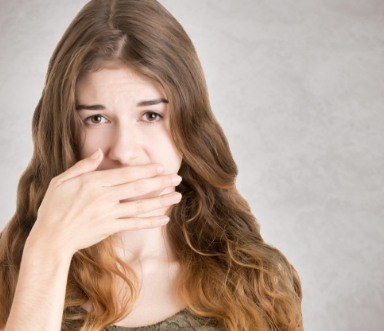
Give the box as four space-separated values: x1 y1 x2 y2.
82 112 163 127
83 114 108 126
143 111 163 123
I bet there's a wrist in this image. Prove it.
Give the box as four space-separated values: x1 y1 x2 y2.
24 233 73 267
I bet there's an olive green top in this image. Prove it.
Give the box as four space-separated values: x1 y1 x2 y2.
103 308 223 330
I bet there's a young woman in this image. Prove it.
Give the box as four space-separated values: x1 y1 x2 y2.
0 0 303 330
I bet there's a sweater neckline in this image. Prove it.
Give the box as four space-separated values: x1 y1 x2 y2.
110 308 188 330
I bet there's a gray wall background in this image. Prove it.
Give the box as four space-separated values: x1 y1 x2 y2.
0 1 383 330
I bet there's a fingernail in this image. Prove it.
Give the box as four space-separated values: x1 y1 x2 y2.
91 149 100 159
171 192 182 203
159 216 170 223
171 175 182 185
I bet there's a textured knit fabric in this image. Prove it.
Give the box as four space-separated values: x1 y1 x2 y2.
103 308 223 331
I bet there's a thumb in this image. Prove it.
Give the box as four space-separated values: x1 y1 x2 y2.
89 148 103 161
56 148 104 184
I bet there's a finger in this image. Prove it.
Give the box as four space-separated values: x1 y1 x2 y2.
105 174 182 201
110 215 170 232
112 192 182 219
94 163 166 187
55 148 104 184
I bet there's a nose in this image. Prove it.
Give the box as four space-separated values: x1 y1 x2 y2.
106 124 143 166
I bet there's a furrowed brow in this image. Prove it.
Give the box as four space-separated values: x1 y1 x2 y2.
76 98 168 111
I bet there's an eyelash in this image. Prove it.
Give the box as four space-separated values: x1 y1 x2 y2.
82 111 164 127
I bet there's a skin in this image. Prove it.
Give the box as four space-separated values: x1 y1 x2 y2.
75 63 186 325
75 63 183 260
4 64 185 330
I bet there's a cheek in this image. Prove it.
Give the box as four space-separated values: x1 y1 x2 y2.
78 130 109 159
154 132 182 170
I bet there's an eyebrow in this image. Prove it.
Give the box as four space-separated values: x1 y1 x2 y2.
76 98 168 111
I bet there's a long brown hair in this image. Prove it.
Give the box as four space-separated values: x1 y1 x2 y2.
0 0 303 330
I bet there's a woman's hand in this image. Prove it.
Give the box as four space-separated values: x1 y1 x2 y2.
26 148 182 257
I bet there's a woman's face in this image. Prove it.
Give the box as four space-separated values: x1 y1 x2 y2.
75 63 183 187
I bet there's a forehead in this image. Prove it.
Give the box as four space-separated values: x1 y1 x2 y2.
75 64 164 99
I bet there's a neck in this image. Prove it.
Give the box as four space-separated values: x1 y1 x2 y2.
110 188 177 267
112 225 176 264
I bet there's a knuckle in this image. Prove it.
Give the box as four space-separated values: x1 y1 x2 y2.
101 186 113 200
129 166 141 177
81 172 96 187
132 180 146 194
77 176 87 190
164 176 172 187
141 220 153 229
136 218 153 229
124 166 141 179
127 219 142 229
133 199 146 214
131 183 142 196
80 171 93 183
49 175 66 190
89 170 101 183
159 196 168 207
49 176 59 186
76 160 89 172
76 174 94 195
134 164 158 178
102 187 121 205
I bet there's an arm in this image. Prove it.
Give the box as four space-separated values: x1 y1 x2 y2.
4 153 179 330
4 238 72 331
